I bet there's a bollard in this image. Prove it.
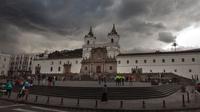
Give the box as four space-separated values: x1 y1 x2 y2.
182 94 186 107
95 100 98 108
142 100 146 109
25 95 28 101
187 92 190 103
34 96 38 103
120 100 123 108
162 100 166 108
46 96 50 104
16 95 19 100
77 97 80 106
60 97 64 105
195 91 197 103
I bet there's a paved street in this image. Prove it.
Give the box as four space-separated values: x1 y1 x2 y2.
0 100 71 112
0 87 200 111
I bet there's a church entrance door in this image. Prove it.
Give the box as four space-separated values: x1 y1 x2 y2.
96 66 101 73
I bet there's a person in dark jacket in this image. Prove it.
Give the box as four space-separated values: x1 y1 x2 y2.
101 84 108 102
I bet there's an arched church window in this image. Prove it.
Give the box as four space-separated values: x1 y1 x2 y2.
85 66 87 71
87 40 90 45
111 38 114 43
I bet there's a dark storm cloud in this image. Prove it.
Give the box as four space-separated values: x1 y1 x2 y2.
0 0 113 35
158 32 176 43
127 21 166 34
117 0 152 19
0 0 114 53
0 0 200 54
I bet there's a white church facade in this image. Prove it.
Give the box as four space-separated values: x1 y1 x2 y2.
32 25 200 79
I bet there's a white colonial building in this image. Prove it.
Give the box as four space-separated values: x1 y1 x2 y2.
0 52 11 76
9 53 36 76
117 50 200 79
32 25 200 79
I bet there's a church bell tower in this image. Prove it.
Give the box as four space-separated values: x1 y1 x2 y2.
107 24 120 58
82 26 96 58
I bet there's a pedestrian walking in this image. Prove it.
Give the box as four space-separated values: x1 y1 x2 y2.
48 76 53 86
18 85 25 98
5 80 13 98
101 84 108 102
98 75 101 85
121 75 125 86
37 75 41 85
52 76 56 86
18 80 30 99
115 75 120 86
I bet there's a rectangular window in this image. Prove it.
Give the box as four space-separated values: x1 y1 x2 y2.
153 59 156 63
172 59 175 62
50 67 53 72
163 69 166 73
109 66 112 70
144 60 147 63
127 60 129 64
135 60 138 64
118 61 121 64
181 58 185 62
192 58 195 62
189 69 192 73
162 59 165 63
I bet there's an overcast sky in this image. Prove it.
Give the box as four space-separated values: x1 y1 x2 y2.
0 0 200 54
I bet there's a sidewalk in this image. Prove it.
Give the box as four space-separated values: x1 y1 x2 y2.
1 86 200 111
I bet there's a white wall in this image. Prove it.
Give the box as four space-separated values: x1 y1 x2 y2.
117 53 200 79
0 53 10 76
32 51 200 79
32 58 82 75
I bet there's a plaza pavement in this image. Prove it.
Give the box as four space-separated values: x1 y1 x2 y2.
1 81 200 111
33 80 152 87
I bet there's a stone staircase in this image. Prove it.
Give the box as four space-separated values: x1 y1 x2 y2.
26 84 181 100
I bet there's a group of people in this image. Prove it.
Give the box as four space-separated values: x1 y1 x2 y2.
47 76 57 86
2 79 31 99
98 75 107 85
115 75 125 86
37 75 57 86
115 75 135 86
